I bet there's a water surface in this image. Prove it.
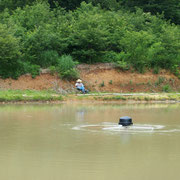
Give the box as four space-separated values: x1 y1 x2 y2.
0 103 180 180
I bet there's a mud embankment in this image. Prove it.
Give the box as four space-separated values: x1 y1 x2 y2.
0 63 179 93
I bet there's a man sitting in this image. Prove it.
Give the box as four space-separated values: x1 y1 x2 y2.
75 79 88 93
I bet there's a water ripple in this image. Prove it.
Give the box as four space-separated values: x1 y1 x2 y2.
72 123 180 134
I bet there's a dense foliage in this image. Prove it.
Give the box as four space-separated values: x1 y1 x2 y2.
0 1 179 79
0 23 22 78
56 55 79 80
1 0 179 24
119 0 180 24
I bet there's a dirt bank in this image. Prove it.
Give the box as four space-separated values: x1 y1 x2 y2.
0 64 179 92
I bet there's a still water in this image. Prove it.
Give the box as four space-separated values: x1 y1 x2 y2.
0 103 180 180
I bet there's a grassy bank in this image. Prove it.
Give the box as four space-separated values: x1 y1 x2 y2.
0 90 179 103
92 93 180 102
0 90 63 102
71 93 180 102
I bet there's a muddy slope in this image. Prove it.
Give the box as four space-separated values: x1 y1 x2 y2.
0 64 179 92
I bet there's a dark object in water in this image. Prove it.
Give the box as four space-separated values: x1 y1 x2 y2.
119 116 133 126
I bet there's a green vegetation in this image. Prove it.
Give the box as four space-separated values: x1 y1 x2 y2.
23 62 40 78
0 1 179 79
1 0 179 24
114 59 130 71
129 80 133 85
162 85 172 92
92 93 180 102
109 80 113 85
0 23 21 79
0 90 180 102
0 90 63 102
100 81 105 87
103 96 126 101
155 76 166 86
49 66 56 75
56 55 79 80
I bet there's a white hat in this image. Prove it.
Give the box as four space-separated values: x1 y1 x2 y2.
76 79 82 83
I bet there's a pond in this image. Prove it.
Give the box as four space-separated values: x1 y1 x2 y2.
0 103 180 180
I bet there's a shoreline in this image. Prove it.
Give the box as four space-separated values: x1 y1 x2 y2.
0 100 179 105
0 90 180 104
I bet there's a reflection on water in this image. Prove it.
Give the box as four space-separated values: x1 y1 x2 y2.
0 103 180 180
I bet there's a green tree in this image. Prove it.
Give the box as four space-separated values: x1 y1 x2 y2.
0 1 179 79
0 23 21 79
120 0 180 24
64 3 110 62
9 1 61 67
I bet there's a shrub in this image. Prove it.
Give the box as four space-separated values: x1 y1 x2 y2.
56 55 79 80
22 62 40 78
49 66 56 75
155 76 165 86
102 51 120 62
29 64 40 78
171 65 180 77
162 85 172 92
153 66 160 74
115 60 130 71
59 68 79 80
100 81 105 87
109 80 113 84
104 51 130 71
103 51 130 63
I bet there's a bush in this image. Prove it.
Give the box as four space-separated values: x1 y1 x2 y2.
153 66 160 74
22 62 40 78
29 64 40 78
162 85 172 92
100 81 105 87
102 51 118 62
171 65 180 77
103 51 130 63
56 55 79 80
114 60 130 71
60 68 79 80
155 76 165 86
49 66 56 75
